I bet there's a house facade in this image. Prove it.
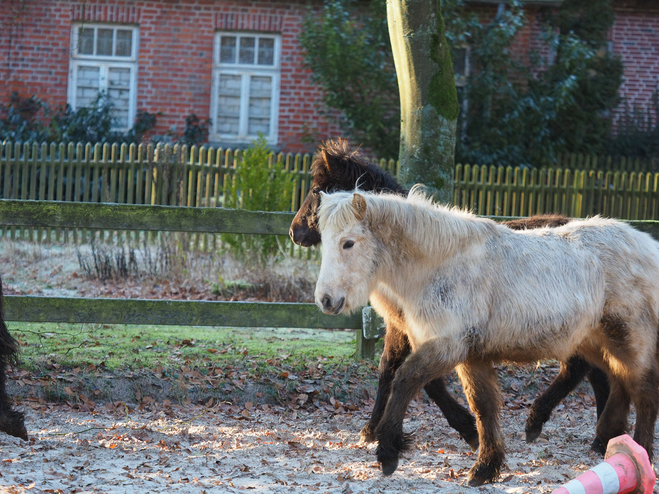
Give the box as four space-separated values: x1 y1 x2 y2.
1 0 343 154
1 0 657 155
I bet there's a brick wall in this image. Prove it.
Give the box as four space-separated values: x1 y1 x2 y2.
610 8 659 119
2 1 657 152
0 0 343 154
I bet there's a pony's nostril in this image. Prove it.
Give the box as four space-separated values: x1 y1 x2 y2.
322 294 333 311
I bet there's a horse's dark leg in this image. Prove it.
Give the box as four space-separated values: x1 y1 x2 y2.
525 356 590 442
593 367 659 460
591 379 630 455
360 321 411 442
0 311 27 440
628 366 659 461
360 320 478 451
374 339 457 476
587 366 610 420
423 378 478 450
456 361 505 486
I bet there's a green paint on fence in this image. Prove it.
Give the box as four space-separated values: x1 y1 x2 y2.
0 200 295 235
4 296 363 330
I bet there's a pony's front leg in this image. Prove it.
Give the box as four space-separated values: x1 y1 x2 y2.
360 320 478 451
374 339 458 476
456 361 504 486
360 321 411 442
424 378 478 450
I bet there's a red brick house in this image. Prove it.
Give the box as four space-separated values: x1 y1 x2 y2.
1 0 657 154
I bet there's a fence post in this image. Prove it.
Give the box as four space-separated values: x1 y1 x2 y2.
359 306 385 360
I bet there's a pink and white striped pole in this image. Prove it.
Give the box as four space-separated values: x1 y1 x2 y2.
552 435 655 494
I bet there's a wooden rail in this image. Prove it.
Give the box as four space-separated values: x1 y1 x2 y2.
0 199 381 359
5 200 659 360
2 297 362 329
0 199 294 235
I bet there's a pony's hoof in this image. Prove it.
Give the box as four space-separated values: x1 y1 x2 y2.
590 437 607 456
467 461 499 486
463 433 479 452
360 424 376 443
379 457 399 476
0 411 28 441
376 441 402 476
525 426 542 443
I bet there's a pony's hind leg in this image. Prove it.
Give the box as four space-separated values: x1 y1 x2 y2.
456 361 505 486
628 366 659 460
374 339 459 476
525 356 591 443
591 378 630 455
587 365 610 420
361 321 411 442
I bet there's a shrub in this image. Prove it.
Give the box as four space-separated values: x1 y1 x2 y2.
0 92 49 142
1 91 158 145
150 113 212 147
221 135 296 262
607 87 659 159
299 0 399 159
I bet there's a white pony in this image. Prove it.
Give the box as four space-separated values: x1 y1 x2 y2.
315 188 659 486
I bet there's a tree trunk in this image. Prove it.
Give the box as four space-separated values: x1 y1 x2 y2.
387 0 459 203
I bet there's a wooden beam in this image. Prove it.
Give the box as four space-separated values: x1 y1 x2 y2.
3 296 362 330
0 200 296 235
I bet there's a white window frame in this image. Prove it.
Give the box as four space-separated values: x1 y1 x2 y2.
210 32 281 145
68 23 139 132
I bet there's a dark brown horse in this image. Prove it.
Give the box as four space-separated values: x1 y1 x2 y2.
290 139 609 450
0 277 27 440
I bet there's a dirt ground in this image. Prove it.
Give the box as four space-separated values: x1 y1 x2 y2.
1 393 614 494
0 240 657 493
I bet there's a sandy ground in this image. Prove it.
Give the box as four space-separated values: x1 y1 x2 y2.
1 240 657 493
0 394 628 494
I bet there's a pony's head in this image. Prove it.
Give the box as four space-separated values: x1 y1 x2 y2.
314 190 378 315
289 139 404 247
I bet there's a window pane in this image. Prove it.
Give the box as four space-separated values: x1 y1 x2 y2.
248 76 272 135
97 28 113 56
219 36 236 63
78 27 94 55
257 38 274 66
115 30 132 57
216 74 242 135
75 66 100 108
108 68 131 129
239 37 255 64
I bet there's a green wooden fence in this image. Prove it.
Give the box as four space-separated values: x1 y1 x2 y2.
0 199 383 359
453 164 659 220
2 141 658 236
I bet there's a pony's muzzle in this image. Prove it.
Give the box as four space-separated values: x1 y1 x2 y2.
289 223 319 247
318 294 345 315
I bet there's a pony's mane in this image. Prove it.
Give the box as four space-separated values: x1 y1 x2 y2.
311 139 406 195
318 188 497 258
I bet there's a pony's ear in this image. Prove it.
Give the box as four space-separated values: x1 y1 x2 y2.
352 193 367 220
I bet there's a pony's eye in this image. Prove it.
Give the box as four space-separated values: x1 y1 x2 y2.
343 240 355 250
312 188 321 195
